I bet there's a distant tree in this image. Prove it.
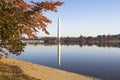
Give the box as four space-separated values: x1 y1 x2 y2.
79 35 85 43
87 36 93 40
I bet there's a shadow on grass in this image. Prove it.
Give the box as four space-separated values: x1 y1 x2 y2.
0 62 40 80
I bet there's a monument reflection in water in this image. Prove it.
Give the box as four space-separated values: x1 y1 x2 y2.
57 42 61 67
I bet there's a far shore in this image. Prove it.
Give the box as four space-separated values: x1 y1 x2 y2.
0 57 101 80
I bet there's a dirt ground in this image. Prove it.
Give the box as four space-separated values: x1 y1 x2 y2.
0 57 101 80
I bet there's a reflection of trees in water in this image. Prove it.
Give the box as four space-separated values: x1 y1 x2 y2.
0 40 26 56
26 42 120 48
96 42 120 48
79 42 120 48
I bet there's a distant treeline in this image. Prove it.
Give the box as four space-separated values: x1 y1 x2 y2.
26 42 120 48
21 34 120 48
21 34 120 44
61 34 120 44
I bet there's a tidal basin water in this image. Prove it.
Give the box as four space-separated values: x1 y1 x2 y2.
11 44 120 80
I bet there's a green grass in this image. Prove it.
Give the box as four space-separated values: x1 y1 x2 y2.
0 62 40 80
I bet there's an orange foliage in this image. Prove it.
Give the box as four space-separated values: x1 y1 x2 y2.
2 0 64 38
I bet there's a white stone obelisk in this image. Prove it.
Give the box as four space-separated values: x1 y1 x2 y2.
58 18 60 42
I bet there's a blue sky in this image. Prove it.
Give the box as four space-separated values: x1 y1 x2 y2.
25 0 120 37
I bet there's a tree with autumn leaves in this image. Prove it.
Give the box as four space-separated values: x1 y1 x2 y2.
0 0 63 55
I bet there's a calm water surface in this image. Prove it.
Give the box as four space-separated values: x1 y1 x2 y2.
11 44 120 80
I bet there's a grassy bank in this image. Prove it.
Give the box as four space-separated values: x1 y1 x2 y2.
0 62 40 80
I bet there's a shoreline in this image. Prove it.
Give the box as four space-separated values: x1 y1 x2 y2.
0 57 101 80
